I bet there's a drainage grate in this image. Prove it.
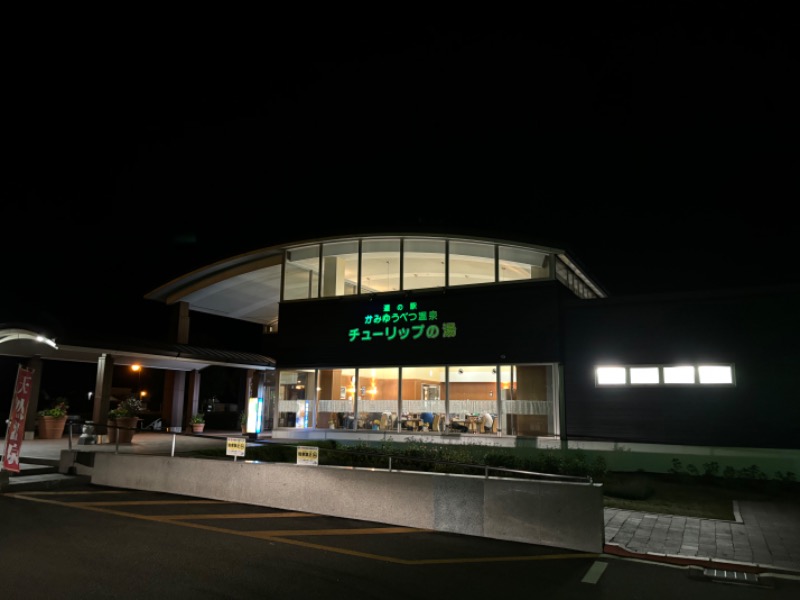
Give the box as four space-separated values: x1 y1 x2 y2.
703 568 759 585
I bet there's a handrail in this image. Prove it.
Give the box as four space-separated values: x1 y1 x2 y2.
252 439 594 484
65 424 594 484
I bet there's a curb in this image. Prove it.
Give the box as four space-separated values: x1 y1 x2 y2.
603 543 800 577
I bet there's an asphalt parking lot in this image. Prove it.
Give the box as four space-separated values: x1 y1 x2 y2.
6 484 800 599
8 484 592 565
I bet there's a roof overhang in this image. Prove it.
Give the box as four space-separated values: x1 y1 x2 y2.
0 327 275 372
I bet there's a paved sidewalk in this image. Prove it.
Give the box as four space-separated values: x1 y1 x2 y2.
6 432 800 575
604 500 800 574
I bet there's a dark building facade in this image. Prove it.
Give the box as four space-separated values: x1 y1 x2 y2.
562 287 800 449
3 233 798 473
145 233 798 457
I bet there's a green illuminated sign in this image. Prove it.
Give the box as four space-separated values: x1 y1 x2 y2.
347 301 457 343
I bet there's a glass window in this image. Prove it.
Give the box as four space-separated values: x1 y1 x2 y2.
284 236 602 304
260 370 277 431
448 241 496 287
277 370 315 428
403 238 446 291
501 365 556 437
321 241 359 297
361 238 401 293
316 368 356 429
401 366 445 432
630 367 660 384
278 363 563 437
447 365 498 433
596 366 626 385
664 366 696 384
498 246 550 282
596 364 734 386
698 365 733 384
355 367 399 430
283 245 320 301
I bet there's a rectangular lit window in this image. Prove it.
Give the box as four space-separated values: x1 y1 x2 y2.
284 245 320 301
321 240 359 298
498 246 549 282
698 365 733 384
449 241 495 287
663 366 696 384
630 367 660 384
595 363 734 387
596 367 626 385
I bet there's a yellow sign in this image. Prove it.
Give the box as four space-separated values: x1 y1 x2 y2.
296 446 318 466
226 437 246 457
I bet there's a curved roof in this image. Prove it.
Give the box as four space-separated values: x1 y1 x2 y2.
144 233 603 327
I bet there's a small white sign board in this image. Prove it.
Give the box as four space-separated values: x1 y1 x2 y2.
226 437 246 458
296 446 318 466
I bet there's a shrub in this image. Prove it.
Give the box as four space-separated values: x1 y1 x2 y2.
38 399 69 418
108 396 143 419
702 461 720 478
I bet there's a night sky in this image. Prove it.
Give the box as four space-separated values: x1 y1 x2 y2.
4 5 797 344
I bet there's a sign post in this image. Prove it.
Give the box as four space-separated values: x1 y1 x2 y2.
226 437 246 461
2 365 35 473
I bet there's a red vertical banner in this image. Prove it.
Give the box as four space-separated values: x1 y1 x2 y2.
2 365 35 473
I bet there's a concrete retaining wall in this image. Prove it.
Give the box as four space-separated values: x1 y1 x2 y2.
88 453 604 553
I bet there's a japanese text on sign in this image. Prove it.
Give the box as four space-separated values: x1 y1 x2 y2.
2 366 35 473
226 437 246 457
296 446 319 466
347 301 457 343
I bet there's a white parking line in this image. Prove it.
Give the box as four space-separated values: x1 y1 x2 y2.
581 560 608 584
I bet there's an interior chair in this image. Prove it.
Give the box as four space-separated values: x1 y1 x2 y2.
491 416 498 434
431 413 441 433
477 414 487 433
380 413 389 430
467 417 477 433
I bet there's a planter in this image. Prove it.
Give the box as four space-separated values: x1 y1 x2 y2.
192 423 205 433
105 420 116 443
108 417 140 444
37 415 67 439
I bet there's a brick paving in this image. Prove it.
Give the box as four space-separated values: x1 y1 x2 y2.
604 500 800 573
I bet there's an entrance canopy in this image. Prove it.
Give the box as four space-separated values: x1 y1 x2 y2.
0 326 275 372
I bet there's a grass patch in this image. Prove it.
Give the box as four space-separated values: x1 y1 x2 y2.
600 471 800 520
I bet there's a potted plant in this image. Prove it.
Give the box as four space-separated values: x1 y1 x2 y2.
107 396 143 444
239 411 248 434
36 398 69 439
190 413 205 433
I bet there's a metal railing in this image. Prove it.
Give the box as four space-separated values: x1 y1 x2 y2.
309 444 593 483
64 422 594 484
216 438 594 484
